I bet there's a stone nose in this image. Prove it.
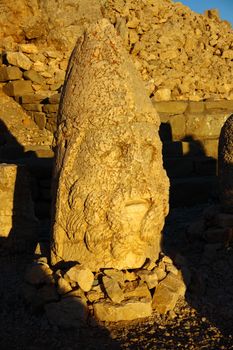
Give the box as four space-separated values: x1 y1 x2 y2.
121 200 149 232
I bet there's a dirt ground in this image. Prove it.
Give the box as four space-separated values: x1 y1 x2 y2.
0 204 233 350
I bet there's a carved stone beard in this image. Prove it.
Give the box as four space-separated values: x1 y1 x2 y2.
68 176 168 269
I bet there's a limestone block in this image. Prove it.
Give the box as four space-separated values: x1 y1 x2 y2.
23 69 45 84
42 104 59 113
0 164 38 242
153 88 171 101
49 93 61 104
102 276 124 303
159 114 186 140
152 101 188 114
152 284 179 314
65 265 94 292
187 101 205 114
19 44 39 54
6 52 32 70
29 112 46 130
19 93 48 104
205 100 233 110
93 298 152 322
136 269 158 289
186 113 230 139
0 66 22 81
3 80 33 97
22 104 43 112
51 19 169 271
218 114 233 213
123 283 151 300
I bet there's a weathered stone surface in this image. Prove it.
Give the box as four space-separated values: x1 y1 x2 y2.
42 104 58 113
102 276 124 304
19 43 39 54
137 270 158 289
22 104 43 112
3 80 33 97
218 114 233 213
0 164 38 243
6 52 32 70
0 90 53 147
65 265 94 292
186 113 230 139
103 269 124 284
123 283 151 300
23 69 45 84
152 272 186 314
45 296 88 328
152 101 188 114
0 66 22 81
93 298 152 322
152 284 179 314
51 19 169 271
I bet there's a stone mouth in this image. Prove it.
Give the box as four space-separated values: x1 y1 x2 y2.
125 199 150 207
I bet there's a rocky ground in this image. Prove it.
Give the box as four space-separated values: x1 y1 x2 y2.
1 203 233 349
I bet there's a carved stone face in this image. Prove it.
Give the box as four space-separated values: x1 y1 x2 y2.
64 122 169 269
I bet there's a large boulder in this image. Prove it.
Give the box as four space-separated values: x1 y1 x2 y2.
51 19 169 271
218 114 233 213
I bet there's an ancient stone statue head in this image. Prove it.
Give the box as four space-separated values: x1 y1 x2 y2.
51 19 169 271
218 114 233 213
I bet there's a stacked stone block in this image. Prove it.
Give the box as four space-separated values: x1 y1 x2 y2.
0 45 66 133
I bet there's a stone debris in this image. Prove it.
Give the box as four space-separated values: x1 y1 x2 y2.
152 272 186 314
93 298 153 322
102 276 125 304
64 265 94 292
6 52 32 70
22 246 188 324
136 269 158 289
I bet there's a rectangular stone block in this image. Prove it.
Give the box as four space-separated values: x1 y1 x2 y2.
6 51 32 70
3 80 33 96
153 101 188 114
94 298 152 322
187 101 205 113
202 139 219 158
205 100 233 110
186 113 230 139
152 284 178 314
28 112 46 129
15 92 48 104
159 114 186 140
0 66 22 81
22 103 43 112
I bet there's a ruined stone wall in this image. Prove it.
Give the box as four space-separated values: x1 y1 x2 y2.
155 100 233 205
